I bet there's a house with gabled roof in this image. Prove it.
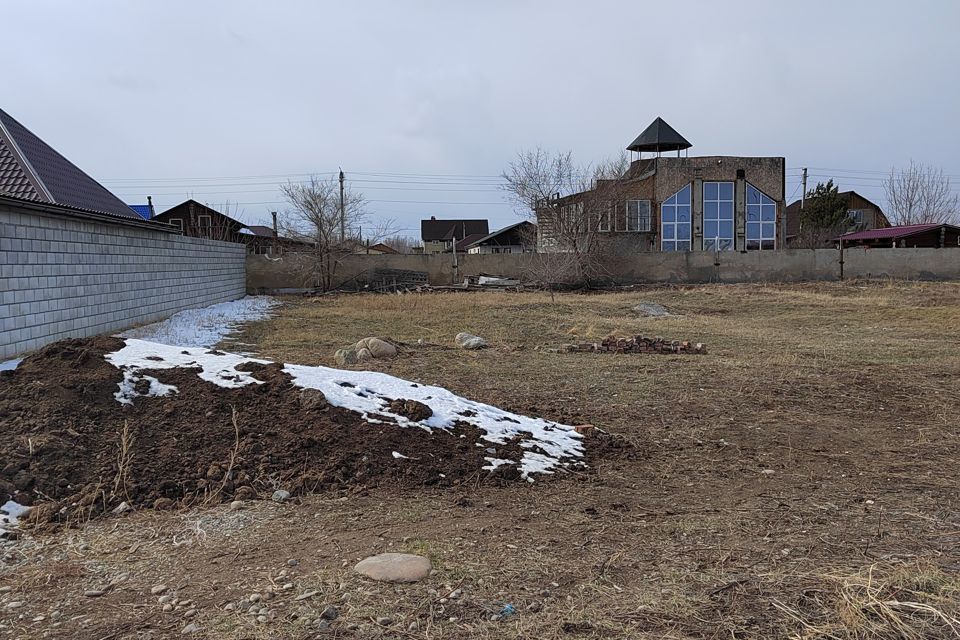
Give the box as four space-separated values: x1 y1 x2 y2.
784 190 890 247
420 217 489 254
466 221 536 254
0 108 140 219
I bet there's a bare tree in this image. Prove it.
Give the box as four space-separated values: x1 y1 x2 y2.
378 234 418 254
279 176 368 291
501 148 630 287
883 161 959 225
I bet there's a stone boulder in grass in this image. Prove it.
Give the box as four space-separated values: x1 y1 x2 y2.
334 337 398 366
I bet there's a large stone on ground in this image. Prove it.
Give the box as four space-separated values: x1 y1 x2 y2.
355 337 398 359
354 553 431 583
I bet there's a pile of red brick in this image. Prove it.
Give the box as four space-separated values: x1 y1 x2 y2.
575 335 707 355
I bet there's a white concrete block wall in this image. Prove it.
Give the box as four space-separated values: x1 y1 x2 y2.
0 205 246 360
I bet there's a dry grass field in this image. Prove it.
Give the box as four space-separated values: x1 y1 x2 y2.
4 281 960 639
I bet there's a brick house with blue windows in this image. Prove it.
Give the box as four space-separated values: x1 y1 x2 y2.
537 118 785 253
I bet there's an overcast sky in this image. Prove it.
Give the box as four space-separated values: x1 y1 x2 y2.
5 1 959 236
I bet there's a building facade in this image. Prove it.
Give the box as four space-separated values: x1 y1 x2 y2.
537 119 786 254
784 191 890 247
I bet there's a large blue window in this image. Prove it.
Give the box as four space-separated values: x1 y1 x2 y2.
746 184 776 250
661 184 691 251
703 182 734 251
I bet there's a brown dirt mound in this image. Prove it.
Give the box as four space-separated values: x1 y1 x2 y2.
0 338 621 526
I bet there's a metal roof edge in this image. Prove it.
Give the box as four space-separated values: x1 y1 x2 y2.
0 116 54 202
0 193 180 232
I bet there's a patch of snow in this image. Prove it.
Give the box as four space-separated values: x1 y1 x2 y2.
105 339 584 479
482 457 514 471
392 451 409 459
238 228 256 235
114 371 179 405
0 359 22 372
0 500 29 527
119 296 278 348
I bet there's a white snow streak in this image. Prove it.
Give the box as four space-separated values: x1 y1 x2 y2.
119 296 278 349
0 359 21 372
105 339 584 479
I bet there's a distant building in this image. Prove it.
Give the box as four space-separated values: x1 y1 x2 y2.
784 191 890 247
153 200 248 243
243 224 313 255
838 223 960 249
420 217 489 254
128 196 156 220
536 118 786 253
466 221 537 254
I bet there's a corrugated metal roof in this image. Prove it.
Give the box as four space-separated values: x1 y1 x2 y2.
0 137 42 201
0 107 139 219
128 204 153 219
839 224 946 241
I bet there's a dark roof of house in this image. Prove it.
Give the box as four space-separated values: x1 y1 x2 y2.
246 225 276 237
129 204 152 219
466 221 535 247
421 218 489 241
627 117 692 153
784 191 887 238
838 223 958 242
455 233 487 252
155 199 246 227
0 108 139 219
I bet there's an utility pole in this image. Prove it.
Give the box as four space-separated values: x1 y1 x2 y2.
339 168 345 243
800 167 808 210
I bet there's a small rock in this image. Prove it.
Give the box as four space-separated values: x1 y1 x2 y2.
334 348 358 366
111 501 131 515
256 614 268 623
354 553 431 583
84 590 105 598
376 616 393 626
183 609 197 618
6 601 24 609
151 585 168 596
449 589 462 599
320 605 339 620
760 469 776 475
455 332 488 350
158 595 173 605
408 620 420 631
224 603 235 611
296 590 319 601
249 593 261 603
229 500 244 511
299 388 328 410
181 623 202 634
0 586 12 593
281 582 293 591
234 486 257 500
178 600 192 608
162 604 173 612
272 490 291 503
287 559 299 567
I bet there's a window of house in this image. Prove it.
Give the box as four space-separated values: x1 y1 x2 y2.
661 185 691 251
848 209 864 225
170 219 183 232
597 203 611 232
625 200 651 232
198 215 212 237
746 183 777 250
703 182 734 251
